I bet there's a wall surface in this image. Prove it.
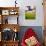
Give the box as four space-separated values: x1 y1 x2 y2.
19 0 43 26
0 0 44 26
18 0 44 26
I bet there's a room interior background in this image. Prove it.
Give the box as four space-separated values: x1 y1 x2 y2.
0 0 44 26
0 0 44 45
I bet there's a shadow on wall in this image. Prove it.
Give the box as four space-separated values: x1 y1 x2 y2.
18 26 44 44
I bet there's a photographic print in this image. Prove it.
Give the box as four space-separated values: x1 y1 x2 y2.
2 10 9 15
25 5 36 20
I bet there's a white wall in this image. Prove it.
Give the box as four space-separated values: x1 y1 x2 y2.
0 0 44 26
0 0 15 7
18 0 44 26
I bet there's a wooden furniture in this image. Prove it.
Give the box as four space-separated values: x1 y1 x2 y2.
43 0 46 46
43 0 46 26
2 41 19 46
0 7 19 24
0 24 20 32
0 7 20 46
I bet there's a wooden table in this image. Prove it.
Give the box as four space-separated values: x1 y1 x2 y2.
0 40 19 46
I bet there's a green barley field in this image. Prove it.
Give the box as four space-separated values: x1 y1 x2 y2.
25 11 36 19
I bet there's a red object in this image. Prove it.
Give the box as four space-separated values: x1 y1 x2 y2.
21 28 41 46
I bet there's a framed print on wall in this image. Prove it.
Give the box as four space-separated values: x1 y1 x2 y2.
2 10 9 15
25 5 36 20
